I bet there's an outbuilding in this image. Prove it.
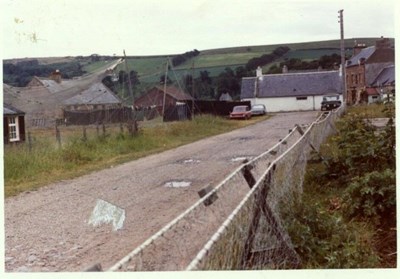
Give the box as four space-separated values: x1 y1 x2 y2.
3 103 26 144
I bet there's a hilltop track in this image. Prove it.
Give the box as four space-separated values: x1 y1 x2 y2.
5 111 318 272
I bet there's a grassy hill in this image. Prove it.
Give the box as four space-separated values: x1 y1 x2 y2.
3 37 394 99
119 37 393 80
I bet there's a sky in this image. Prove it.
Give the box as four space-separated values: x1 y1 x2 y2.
0 0 397 59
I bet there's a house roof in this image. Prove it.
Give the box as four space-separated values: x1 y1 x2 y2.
3 103 25 115
346 46 376 67
62 82 122 106
31 76 76 94
241 70 342 99
154 85 194 101
371 65 395 87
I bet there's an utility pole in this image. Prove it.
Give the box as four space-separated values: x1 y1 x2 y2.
191 61 195 119
338 9 346 107
162 58 169 118
124 50 137 134
123 50 134 107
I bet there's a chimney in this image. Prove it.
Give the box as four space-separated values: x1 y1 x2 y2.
282 65 288 74
50 69 62 83
256 66 262 77
375 36 390 49
353 42 366 56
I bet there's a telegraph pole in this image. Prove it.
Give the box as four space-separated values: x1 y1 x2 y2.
162 58 169 118
191 61 195 119
123 50 134 107
338 9 346 107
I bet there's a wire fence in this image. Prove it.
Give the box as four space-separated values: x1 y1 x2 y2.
107 106 345 272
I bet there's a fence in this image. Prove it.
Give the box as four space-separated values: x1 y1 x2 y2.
63 107 159 126
107 106 345 272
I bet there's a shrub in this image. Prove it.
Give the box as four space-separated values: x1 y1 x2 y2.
343 169 396 227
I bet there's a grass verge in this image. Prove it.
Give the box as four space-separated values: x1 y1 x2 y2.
4 114 269 198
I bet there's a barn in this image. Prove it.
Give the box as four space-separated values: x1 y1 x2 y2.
135 85 194 115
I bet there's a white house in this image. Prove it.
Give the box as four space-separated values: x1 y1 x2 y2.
240 68 343 112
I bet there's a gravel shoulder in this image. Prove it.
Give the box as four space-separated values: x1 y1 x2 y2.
4 111 319 272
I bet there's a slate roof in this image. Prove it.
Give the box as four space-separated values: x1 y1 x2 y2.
346 46 376 67
241 71 342 99
30 76 76 94
3 103 25 115
63 82 122 105
371 65 395 87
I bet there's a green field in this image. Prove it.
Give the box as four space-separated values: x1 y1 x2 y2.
115 37 392 84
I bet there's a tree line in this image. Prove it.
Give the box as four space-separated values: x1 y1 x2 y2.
171 49 200 67
3 59 86 87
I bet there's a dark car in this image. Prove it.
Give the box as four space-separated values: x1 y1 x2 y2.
251 104 267 116
321 95 342 111
230 105 252 120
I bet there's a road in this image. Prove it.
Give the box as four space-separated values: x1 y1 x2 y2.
4 111 318 272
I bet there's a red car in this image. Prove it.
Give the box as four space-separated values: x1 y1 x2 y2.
230 105 252 120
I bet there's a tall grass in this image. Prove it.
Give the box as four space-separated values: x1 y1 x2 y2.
4 115 266 197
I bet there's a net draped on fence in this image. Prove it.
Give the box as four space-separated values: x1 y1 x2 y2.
108 106 345 272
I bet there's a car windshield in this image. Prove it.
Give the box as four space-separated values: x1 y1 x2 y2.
233 106 247 112
252 105 264 110
323 96 339 101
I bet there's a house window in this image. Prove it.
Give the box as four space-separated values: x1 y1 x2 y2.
296 96 308 100
8 116 20 142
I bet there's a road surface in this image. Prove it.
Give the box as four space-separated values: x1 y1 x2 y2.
5 111 318 272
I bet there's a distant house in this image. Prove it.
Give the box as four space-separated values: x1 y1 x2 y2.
135 85 194 115
219 92 233 101
368 65 395 103
345 37 394 105
62 82 123 111
3 103 26 144
241 69 342 112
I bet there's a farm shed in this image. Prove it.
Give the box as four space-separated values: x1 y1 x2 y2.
3 103 26 144
62 82 123 111
135 85 194 115
241 70 342 112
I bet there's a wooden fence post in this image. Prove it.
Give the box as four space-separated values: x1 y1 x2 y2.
102 123 106 137
82 127 87 142
28 131 32 151
55 124 61 148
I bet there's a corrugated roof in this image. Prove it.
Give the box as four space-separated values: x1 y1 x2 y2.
63 82 122 105
154 85 193 101
371 65 395 86
241 71 342 99
37 78 76 94
346 46 375 67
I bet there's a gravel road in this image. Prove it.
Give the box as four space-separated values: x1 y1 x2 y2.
4 111 319 272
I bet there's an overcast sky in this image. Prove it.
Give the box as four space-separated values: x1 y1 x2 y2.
0 0 397 59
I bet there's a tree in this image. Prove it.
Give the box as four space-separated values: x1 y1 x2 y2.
159 74 172 85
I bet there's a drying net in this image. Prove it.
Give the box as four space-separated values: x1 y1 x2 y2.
109 107 344 271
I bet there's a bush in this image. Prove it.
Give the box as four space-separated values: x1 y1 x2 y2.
343 169 396 227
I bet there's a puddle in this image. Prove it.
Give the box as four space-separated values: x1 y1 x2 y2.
231 156 253 162
88 199 125 231
164 181 192 188
181 158 201 164
232 136 255 141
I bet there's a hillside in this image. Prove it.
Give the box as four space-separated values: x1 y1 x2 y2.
3 37 394 101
